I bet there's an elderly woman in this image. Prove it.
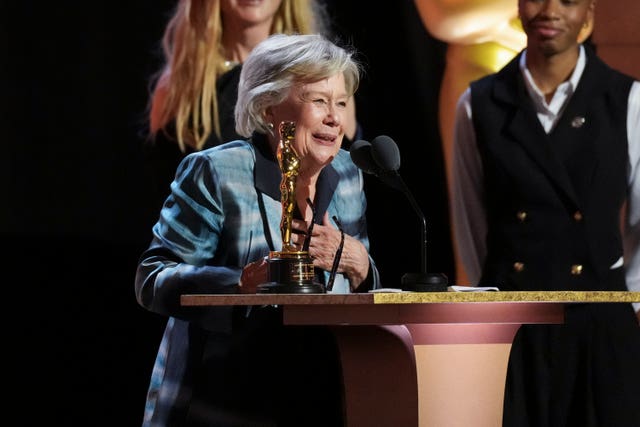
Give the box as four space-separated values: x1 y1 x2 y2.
135 33 379 427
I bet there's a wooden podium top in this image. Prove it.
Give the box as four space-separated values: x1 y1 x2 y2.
181 291 640 326
181 290 640 307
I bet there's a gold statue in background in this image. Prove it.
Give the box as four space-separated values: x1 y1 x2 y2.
277 121 300 252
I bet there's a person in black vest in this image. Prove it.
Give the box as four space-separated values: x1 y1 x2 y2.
451 0 639 425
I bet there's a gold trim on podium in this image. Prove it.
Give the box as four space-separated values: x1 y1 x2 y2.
371 290 640 304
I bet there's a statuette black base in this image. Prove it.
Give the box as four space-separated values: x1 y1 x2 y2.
257 251 326 294
257 282 325 294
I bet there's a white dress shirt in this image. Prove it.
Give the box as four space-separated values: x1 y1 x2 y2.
451 46 640 312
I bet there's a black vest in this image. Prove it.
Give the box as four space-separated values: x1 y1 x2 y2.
469 47 633 291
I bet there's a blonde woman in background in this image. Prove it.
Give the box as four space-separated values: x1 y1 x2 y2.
144 0 359 211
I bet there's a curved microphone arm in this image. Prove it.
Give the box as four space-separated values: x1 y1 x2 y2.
392 172 428 275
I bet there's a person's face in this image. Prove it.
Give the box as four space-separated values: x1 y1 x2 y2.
267 73 350 173
518 0 595 56
220 0 283 26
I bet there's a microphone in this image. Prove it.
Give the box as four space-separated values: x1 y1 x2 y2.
350 135 448 292
350 139 379 175
350 138 403 191
370 135 400 172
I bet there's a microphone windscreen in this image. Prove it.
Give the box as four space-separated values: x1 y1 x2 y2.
371 135 401 172
349 140 377 175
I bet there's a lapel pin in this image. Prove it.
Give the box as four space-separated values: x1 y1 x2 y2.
571 116 586 128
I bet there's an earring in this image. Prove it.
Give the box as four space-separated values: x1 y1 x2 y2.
267 122 274 130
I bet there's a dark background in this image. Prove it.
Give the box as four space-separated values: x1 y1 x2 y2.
3 1 450 424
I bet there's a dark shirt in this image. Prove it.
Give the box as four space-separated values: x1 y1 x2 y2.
143 65 243 213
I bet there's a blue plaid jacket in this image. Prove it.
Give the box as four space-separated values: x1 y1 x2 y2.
135 134 380 426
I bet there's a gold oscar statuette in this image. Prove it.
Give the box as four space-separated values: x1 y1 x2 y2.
257 121 325 293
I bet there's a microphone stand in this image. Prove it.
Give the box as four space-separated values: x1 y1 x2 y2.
388 171 448 292
350 137 447 291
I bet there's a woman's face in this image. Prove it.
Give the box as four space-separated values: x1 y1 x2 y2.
267 73 350 174
220 0 283 26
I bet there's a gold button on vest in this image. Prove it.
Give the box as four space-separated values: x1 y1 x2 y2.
513 262 524 272
516 211 527 222
571 264 583 275
573 211 583 221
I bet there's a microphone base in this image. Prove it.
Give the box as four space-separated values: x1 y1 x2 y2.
401 272 448 292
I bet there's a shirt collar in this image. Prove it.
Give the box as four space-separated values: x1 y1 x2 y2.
519 45 586 107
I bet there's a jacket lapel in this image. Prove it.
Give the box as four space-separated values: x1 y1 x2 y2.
254 135 284 252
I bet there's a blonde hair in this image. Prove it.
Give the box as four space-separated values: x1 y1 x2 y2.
148 0 327 151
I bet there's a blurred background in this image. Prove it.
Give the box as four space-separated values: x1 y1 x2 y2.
3 0 637 424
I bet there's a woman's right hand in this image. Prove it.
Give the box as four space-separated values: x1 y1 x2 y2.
239 257 269 294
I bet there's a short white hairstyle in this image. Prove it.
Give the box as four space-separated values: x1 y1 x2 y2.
235 33 361 137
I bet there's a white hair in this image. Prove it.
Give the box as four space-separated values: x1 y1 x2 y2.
235 33 361 137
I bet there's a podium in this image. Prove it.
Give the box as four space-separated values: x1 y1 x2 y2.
181 291 640 427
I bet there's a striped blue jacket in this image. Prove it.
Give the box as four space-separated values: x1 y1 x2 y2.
135 134 380 426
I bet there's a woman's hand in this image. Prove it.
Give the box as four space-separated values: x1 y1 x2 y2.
239 257 268 294
291 213 369 290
